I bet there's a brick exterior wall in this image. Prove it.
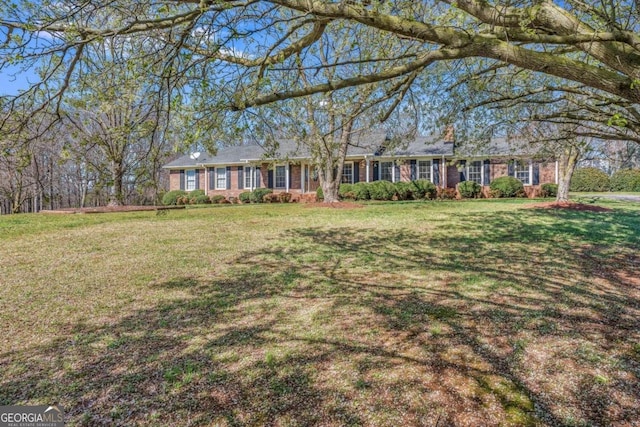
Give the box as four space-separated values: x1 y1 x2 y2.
168 158 558 200
169 170 180 191
399 161 411 181
446 163 460 188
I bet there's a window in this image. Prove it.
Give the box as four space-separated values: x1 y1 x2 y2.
468 161 482 184
185 169 196 191
342 162 354 184
417 160 431 181
216 167 226 189
244 166 253 189
275 165 286 188
380 161 393 182
514 162 531 185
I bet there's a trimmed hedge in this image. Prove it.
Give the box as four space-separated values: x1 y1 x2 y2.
195 194 212 204
610 169 640 192
394 181 414 200
490 176 524 198
352 182 370 200
458 181 482 199
162 190 187 206
238 189 273 203
570 167 610 192
339 184 355 200
412 179 437 200
541 183 558 198
210 195 225 204
368 181 397 200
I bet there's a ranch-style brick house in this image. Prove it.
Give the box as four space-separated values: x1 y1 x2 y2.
163 132 558 200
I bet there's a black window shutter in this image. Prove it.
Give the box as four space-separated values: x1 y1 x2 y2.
195 169 200 189
532 162 540 185
394 163 401 182
238 166 244 189
433 159 440 185
508 160 515 177
459 160 467 182
410 160 417 181
208 168 214 190
267 169 274 188
483 160 491 185
289 164 294 188
226 166 231 190
179 170 185 190
353 162 360 183
256 167 261 188
372 161 379 181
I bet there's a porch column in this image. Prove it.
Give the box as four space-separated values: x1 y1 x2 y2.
301 163 306 193
285 162 290 192
205 167 209 193
365 158 370 183
250 165 255 191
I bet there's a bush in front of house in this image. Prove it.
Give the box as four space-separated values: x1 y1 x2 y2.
368 180 397 200
194 194 211 204
316 187 324 201
339 184 355 200
279 192 292 203
489 176 524 198
263 193 279 203
394 181 414 200
411 179 437 200
610 169 640 192
352 182 370 200
541 183 558 198
210 195 225 204
238 192 252 203
570 167 610 192
238 189 273 203
251 188 273 203
162 190 187 206
437 187 457 200
458 181 482 199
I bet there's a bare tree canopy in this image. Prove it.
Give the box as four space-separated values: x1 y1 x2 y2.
1 0 640 119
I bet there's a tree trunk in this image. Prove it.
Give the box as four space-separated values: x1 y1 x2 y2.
556 145 580 202
109 160 125 206
321 178 340 203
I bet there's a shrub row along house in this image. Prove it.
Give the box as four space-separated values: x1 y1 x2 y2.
163 132 558 200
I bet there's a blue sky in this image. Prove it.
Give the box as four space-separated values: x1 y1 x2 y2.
0 65 39 95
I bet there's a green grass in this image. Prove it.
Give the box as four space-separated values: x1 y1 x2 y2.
1 199 640 426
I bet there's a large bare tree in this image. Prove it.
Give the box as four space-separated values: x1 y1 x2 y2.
1 1 639 115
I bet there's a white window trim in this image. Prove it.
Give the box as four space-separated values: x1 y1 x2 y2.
185 169 196 191
215 167 227 190
244 166 254 190
467 160 484 185
274 164 287 189
416 159 433 182
513 160 533 186
379 160 394 182
342 161 355 184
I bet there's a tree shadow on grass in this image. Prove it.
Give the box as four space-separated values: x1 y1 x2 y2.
1 208 639 426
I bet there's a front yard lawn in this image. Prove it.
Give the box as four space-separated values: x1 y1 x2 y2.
1 199 639 426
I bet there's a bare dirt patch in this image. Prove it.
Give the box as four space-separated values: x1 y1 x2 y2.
40 205 185 214
525 201 613 212
303 201 364 209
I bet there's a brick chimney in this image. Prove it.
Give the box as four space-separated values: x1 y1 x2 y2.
443 125 455 143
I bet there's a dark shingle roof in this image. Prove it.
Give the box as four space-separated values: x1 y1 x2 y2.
453 137 543 157
163 133 540 169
